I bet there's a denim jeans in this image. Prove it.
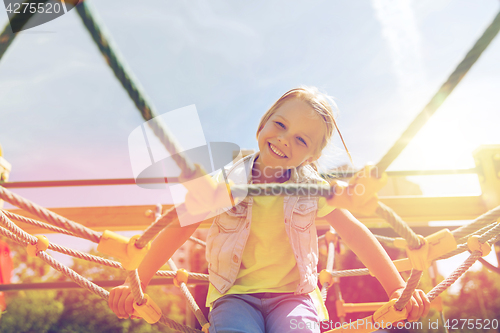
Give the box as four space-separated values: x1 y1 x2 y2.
208 293 320 333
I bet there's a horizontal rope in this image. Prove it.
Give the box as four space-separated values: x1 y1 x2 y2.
0 186 101 243
231 183 332 198
2 209 77 236
452 205 500 239
0 210 37 244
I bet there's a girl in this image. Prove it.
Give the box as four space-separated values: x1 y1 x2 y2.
109 87 430 332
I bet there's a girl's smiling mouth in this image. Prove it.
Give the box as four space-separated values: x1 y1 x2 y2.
269 142 287 158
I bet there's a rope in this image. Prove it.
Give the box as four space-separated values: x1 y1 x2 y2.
376 202 423 249
128 269 147 306
0 186 101 243
321 234 337 303
0 0 51 61
2 209 77 236
38 251 109 300
394 269 423 311
74 1 196 178
48 242 123 269
375 9 500 173
427 251 482 302
167 260 209 327
2 225 200 333
156 270 209 282
437 231 500 261
230 183 332 198
374 234 397 245
452 205 500 239
136 205 178 249
0 210 37 244
456 222 499 245
189 236 206 247
0 226 29 247
329 268 370 277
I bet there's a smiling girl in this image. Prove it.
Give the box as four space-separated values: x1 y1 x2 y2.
109 87 429 333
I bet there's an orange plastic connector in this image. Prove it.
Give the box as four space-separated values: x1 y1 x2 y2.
467 235 491 257
319 269 334 289
97 231 151 270
202 323 210 333
173 268 189 287
372 299 407 328
132 294 162 324
392 229 457 271
27 235 49 257
336 299 346 319
325 230 339 245
406 236 429 271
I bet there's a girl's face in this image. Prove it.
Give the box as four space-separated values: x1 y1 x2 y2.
257 98 325 171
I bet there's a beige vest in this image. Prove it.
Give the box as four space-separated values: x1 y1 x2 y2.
205 152 324 294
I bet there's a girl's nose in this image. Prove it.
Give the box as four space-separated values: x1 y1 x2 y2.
277 135 289 147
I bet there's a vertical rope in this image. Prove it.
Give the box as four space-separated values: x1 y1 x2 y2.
376 9 500 173
128 269 147 306
394 269 423 311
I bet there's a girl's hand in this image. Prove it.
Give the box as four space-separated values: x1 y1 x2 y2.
390 288 430 322
108 284 140 319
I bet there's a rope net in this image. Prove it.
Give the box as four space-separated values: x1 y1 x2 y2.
1 1 500 332
1 183 500 332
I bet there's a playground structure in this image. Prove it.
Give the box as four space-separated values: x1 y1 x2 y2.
1 1 500 332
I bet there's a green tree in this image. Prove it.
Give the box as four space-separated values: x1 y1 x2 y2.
443 268 500 333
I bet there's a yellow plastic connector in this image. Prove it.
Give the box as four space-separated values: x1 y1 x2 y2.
97 231 151 270
392 229 457 271
27 235 49 257
372 299 408 328
406 236 429 271
132 294 162 324
467 235 491 257
202 323 210 333
336 299 346 319
319 269 335 288
173 268 189 287
325 230 339 245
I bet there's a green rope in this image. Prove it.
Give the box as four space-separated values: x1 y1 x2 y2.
0 0 51 61
376 9 500 173
74 1 196 178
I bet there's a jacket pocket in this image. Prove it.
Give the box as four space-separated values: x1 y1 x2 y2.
291 199 317 231
214 203 246 233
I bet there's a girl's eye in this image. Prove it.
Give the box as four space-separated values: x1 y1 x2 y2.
275 121 285 128
297 137 307 146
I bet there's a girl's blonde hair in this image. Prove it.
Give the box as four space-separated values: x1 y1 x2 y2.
256 86 337 155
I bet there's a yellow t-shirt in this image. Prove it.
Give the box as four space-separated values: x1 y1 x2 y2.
206 175 335 308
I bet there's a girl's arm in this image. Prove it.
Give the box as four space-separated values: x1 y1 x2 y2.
108 213 204 319
324 208 430 321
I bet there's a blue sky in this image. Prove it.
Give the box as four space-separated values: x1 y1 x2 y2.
1 1 499 280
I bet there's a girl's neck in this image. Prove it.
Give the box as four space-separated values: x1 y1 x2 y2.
251 156 291 184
